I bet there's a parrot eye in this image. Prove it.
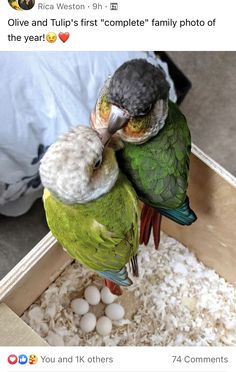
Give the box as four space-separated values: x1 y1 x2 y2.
138 104 153 116
94 156 102 169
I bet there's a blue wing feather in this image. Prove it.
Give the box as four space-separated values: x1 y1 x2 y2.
156 196 197 225
97 266 132 286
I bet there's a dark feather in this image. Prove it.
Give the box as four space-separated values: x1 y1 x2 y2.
108 59 170 116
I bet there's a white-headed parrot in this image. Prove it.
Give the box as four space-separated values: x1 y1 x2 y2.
39 126 139 294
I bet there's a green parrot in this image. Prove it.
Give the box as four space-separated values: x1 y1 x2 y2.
91 59 197 249
39 126 139 295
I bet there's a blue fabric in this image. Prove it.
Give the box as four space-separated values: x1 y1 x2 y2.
0 51 176 216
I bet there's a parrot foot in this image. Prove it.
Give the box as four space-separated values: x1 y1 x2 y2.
104 280 123 296
131 254 139 277
140 204 162 250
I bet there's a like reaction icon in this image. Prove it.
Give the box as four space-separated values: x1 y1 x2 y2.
18 354 28 365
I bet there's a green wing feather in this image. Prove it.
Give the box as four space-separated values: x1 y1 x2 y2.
117 101 191 209
43 174 139 273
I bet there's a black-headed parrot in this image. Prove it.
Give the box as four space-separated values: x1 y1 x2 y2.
91 59 197 249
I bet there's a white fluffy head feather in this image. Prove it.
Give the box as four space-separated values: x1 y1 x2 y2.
39 127 119 204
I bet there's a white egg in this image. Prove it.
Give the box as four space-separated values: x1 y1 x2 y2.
84 285 101 305
96 316 112 336
100 287 117 304
71 298 89 315
105 303 125 320
79 313 97 333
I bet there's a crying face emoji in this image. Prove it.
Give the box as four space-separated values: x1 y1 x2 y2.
46 32 57 43
29 354 38 365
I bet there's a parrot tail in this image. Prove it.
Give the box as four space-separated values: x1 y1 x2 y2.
152 211 162 249
140 198 197 250
104 280 123 296
156 196 197 226
140 204 162 250
98 266 132 287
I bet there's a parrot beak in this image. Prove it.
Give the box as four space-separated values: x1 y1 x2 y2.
95 127 112 147
107 105 130 134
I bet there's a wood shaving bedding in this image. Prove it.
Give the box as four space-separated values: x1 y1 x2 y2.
22 233 236 346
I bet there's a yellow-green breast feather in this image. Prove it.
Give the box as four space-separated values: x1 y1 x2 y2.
43 174 139 272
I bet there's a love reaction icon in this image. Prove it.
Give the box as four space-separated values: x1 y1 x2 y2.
8 354 18 365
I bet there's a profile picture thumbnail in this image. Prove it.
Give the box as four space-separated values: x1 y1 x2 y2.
8 0 35 10
8 0 22 10
19 0 35 10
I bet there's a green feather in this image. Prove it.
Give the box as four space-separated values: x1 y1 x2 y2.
43 174 140 275
117 101 191 210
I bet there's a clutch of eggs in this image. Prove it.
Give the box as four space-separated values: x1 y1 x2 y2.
71 285 125 336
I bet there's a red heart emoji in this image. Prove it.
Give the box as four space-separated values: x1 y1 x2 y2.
58 32 70 43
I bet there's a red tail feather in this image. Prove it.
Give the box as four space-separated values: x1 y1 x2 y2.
140 204 154 245
140 204 162 249
104 280 122 295
152 212 162 249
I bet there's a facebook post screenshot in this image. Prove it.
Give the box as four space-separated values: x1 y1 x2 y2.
0 0 236 371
